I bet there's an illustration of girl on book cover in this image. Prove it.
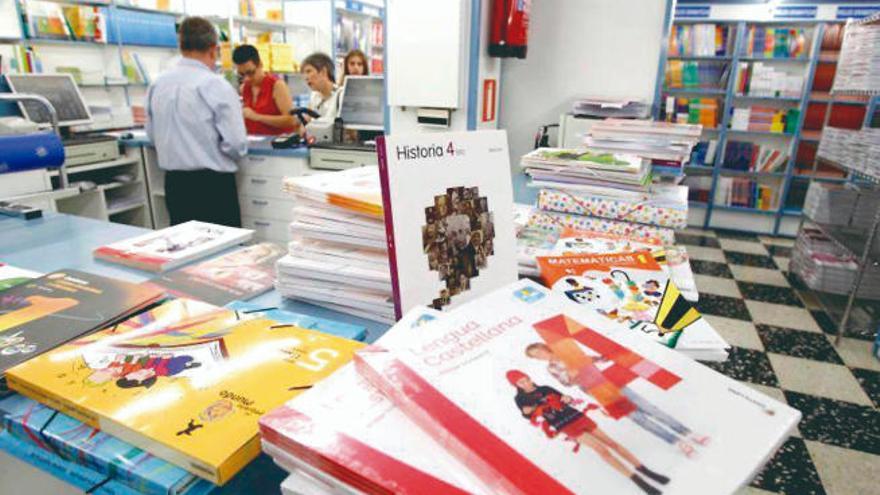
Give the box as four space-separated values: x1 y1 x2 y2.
507 369 669 495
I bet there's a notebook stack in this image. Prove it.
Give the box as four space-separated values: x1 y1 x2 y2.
260 281 797 495
276 167 395 324
571 98 649 119
584 119 703 172
521 147 651 192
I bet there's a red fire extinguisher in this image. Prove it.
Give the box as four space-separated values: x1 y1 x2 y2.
489 0 531 59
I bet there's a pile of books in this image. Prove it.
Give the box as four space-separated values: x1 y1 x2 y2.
260 280 798 495
571 97 649 119
276 167 395 323
585 119 703 170
791 227 880 299
661 97 721 128
818 127 880 180
722 140 789 173
668 23 730 57
730 106 799 134
665 60 728 90
833 19 880 93
521 147 651 192
714 177 779 211
735 62 804 98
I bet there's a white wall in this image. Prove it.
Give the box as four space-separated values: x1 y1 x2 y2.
498 0 668 166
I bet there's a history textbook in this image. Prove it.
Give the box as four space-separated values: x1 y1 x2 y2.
537 252 727 360
377 130 518 318
0 269 162 375
150 242 285 305
93 221 254 272
6 297 364 485
355 279 800 495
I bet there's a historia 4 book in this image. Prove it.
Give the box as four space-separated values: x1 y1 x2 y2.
0 269 162 375
355 280 800 495
377 130 518 318
93 221 253 272
6 298 363 485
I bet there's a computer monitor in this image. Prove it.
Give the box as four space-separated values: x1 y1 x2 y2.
4 73 92 127
338 75 385 131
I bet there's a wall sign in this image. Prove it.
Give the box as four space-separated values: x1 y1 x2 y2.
837 5 880 19
482 79 497 123
773 5 817 19
674 5 710 19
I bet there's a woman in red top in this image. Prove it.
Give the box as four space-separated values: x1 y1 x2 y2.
233 44 296 135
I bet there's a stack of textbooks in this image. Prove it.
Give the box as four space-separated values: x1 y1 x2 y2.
735 62 804 98
5 298 364 486
585 119 703 169
536 185 689 230
94 221 254 272
714 177 779 211
260 280 799 494
660 97 721 128
833 20 880 94
730 106 799 134
571 98 649 119
665 60 728 90
722 141 789 172
276 167 394 323
818 127 880 179
521 148 651 192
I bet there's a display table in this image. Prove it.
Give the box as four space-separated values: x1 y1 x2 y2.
0 213 391 494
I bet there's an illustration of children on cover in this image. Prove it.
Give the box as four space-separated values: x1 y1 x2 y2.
508 370 669 495
524 342 708 458
86 352 202 389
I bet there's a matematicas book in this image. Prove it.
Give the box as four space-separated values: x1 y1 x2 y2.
355 279 798 495
537 252 727 361
0 269 162 375
93 221 254 272
377 130 518 318
150 242 285 305
6 298 364 485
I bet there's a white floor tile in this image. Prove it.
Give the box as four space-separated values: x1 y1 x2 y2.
768 353 873 406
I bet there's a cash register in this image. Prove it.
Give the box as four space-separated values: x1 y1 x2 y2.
5 73 120 167
309 75 384 170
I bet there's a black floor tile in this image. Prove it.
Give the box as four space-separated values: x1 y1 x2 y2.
675 233 721 248
725 251 779 269
766 245 793 258
690 259 734 278
756 325 844 364
703 346 779 387
811 309 876 342
714 229 760 241
738 281 804 307
696 293 752 321
787 271 809 291
784 390 880 456
811 310 838 335
852 368 880 409
750 437 826 495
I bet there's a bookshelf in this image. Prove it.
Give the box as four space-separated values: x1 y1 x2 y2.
657 17 873 236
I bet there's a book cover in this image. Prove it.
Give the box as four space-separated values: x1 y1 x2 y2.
0 393 215 495
0 262 40 290
150 243 285 305
282 167 383 218
94 221 254 273
536 252 726 357
224 301 367 342
0 269 163 375
354 279 800 495
6 298 364 485
377 130 518 317
259 307 484 494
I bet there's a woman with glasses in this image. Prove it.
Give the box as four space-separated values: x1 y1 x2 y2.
233 44 296 135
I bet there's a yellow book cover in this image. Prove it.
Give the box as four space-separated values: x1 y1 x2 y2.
6 298 363 485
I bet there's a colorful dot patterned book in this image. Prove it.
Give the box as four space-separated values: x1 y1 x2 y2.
6 298 364 485
354 279 797 495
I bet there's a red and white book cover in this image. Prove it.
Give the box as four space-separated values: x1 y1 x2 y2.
258 307 486 495
377 130 518 318
94 221 253 272
355 279 800 495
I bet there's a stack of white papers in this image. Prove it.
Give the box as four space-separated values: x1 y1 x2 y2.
276 167 394 323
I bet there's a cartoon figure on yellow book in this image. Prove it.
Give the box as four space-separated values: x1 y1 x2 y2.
526 314 710 459
85 352 204 389
422 186 496 309
508 370 670 495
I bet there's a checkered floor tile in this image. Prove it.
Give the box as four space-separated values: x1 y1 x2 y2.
677 228 880 495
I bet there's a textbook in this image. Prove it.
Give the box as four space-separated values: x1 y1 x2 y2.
6 298 364 485
0 393 215 495
224 301 367 341
259 307 484 494
377 130 518 317
0 269 162 375
94 221 254 272
150 242 285 305
0 262 40 290
355 279 801 495
537 252 727 361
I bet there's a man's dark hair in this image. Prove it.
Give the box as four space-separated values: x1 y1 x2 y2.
178 16 218 52
232 44 260 65
302 52 335 83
